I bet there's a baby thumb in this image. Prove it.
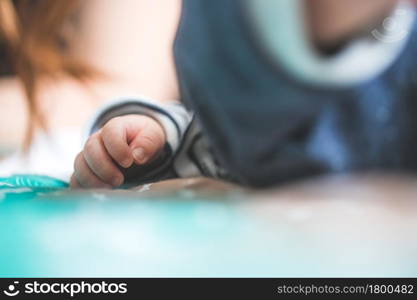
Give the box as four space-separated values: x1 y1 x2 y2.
130 125 166 165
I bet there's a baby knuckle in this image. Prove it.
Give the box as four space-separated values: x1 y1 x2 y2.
140 135 159 149
84 137 97 155
74 152 83 169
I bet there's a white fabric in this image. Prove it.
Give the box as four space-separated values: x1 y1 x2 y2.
0 129 83 181
246 0 415 86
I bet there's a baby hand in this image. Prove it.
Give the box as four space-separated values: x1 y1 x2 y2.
71 115 166 188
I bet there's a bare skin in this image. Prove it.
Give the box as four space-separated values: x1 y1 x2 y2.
0 0 181 154
71 114 166 188
305 0 398 52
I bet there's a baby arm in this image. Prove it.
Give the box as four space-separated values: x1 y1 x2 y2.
71 98 191 188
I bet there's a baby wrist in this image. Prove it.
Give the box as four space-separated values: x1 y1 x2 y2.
88 96 193 154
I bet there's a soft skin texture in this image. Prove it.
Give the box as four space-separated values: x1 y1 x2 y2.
0 0 181 154
71 115 166 188
305 0 399 51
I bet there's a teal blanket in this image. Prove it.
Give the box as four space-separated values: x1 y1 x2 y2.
1 175 416 277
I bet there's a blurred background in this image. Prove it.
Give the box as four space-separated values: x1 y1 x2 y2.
0 0 181 180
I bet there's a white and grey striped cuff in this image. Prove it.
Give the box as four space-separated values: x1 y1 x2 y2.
87 96 193 154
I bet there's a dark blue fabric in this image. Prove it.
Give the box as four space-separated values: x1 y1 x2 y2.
174 0 417 187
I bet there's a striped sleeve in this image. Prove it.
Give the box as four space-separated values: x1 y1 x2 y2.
86 96 230 186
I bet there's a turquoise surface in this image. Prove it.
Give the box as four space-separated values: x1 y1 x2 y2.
0 175 416 277
0 175 68 189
